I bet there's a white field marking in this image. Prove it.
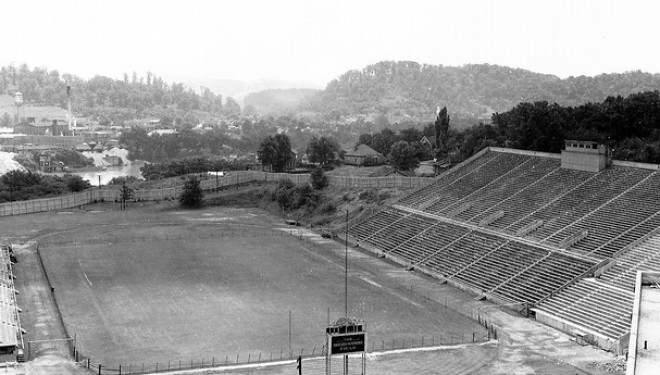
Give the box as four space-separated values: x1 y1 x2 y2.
366 339 498 359
78 259 92 286
83 272 92 286
358 275 383 288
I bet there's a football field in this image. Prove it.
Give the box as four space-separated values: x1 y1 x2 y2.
30 205 486 367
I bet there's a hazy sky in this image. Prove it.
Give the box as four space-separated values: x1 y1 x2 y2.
2 0 659 88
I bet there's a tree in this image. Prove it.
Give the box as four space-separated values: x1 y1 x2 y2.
223 97 241 115
120 181 134 210
399 127 423 144
371 128 398 156
180 175 203 208
257 134 292 173
306 136 339 166
388 141 419 171
435 106 450 158
119 127 150 160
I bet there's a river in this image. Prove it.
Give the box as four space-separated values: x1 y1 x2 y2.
53 164 144 186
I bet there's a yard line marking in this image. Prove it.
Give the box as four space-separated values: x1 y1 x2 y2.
78 259 92 286
359 275 383 288
83 272 92 286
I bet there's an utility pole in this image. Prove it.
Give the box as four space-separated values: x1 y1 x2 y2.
345 209 349 375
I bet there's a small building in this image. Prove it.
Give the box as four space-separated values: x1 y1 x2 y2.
415 160 437 176
261 150 297 172
561 140 611 173
369 165 416 177
344 144 385 166
419 135 437 151
38 152 65 172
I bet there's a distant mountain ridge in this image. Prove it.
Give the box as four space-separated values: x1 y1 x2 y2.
249 61 660 122
172 76 323 103
243 88 319 116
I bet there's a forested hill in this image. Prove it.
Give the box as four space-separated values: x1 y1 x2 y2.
305 61 660 122
0 64 241 126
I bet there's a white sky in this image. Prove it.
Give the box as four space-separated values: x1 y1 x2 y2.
1 0 659 88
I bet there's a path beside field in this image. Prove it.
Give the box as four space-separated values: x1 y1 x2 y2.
12 241 88 375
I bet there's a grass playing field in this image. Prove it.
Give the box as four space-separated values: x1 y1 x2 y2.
9 203 487 368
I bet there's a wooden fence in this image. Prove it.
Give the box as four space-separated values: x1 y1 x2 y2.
0 172 432 217
327 175 432 189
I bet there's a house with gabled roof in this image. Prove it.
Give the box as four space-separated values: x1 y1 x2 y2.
344 144 385 166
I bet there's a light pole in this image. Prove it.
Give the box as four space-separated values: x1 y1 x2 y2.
344 209 349 375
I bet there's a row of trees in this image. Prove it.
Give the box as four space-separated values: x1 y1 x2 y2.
119 127 234 162
139 158 251 180
489 91 660 163
0 170 90 202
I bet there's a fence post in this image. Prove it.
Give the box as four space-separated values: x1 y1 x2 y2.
118 365 121 375
98 364 101 375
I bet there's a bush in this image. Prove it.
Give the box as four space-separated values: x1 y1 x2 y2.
310 167 328 190
108 176 142 185
377 191 392 202
180 176 203 208
64 174 91 192
317 201 336 214
272 179 320 212
358 189 378 203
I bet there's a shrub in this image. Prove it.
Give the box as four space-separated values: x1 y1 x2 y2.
358 189 378 203
180 176 203 208
310 167 328 190
64 174 91 192
317 201 336 214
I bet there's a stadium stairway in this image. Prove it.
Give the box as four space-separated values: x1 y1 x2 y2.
534 232 660 350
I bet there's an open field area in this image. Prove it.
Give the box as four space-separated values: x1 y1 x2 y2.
3 202 487 369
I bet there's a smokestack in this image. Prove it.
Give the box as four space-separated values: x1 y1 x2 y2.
67 85 72 132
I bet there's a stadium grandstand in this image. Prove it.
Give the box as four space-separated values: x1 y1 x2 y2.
0 244 22 355
348 140 660 354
